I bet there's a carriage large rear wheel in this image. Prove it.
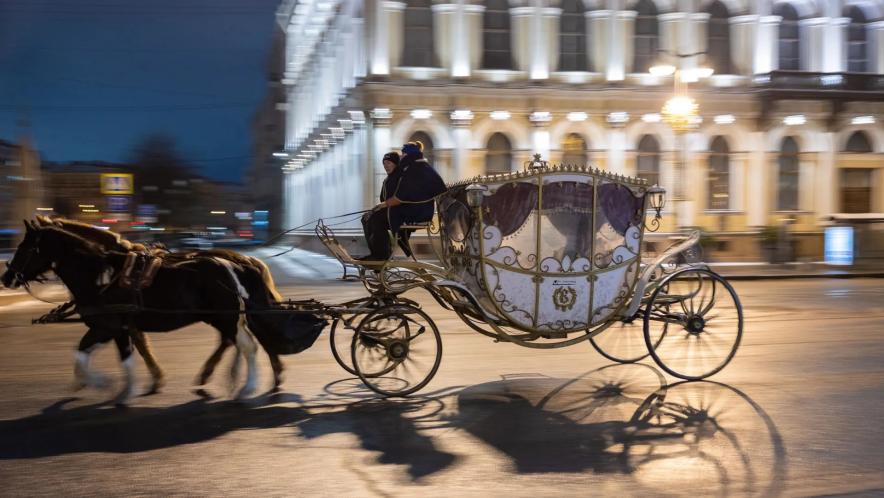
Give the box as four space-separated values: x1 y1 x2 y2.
351 303 442 397
330 317 359 376
590 318 660 364
643 268 743 380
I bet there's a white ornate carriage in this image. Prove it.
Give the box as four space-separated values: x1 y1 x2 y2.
317 156 743 397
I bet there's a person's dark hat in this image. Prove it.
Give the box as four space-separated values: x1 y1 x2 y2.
382 151 400 166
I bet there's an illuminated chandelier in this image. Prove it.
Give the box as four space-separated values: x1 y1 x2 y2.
661 76 700 133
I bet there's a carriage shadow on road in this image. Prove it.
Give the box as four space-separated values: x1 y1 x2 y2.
0 364 787 491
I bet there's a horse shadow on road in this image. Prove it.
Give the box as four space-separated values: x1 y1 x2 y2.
0 364 787 491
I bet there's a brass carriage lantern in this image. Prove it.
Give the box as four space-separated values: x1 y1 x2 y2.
647 185 666 231
465 183 488 209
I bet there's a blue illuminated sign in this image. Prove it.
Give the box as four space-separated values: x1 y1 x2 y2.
824 226 854 265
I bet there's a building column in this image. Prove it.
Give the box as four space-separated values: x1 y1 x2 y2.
729 15 757 76
511 8 532 73
817 133 838 217
542 8 561 79
450 110 473 181
432 4 455 74
587 10 611 77
367 0 404 75
755 15 780 73
465 4 484 75
615 11 637 79
607 120 627 175
366 110 390 208
870 21 884 74
800 18 827 71
746 132 767 226
530 114 551 159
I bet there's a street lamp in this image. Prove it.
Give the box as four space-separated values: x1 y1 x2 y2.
649 51 713 217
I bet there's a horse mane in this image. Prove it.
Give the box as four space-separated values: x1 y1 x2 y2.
38 226 108 259
42 217 134 251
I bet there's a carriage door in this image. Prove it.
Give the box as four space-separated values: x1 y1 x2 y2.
840 169 872 213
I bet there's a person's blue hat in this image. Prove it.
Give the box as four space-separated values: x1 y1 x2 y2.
401 141 423 157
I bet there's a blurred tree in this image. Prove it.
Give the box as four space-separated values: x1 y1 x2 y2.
128 134 199 228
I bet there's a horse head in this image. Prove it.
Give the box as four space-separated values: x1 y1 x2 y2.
2 220 53 289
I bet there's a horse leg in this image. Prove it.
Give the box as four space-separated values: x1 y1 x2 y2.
131 330 165 394
234 319 258 399
195 338 233 386
268 353 284 392
113 334 138 405
74 329 112 390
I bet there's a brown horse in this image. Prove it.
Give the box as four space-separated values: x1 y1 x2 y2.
3 222 267 404
32 216 292 392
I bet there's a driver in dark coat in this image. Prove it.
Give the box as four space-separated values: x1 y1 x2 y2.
359 141 447 261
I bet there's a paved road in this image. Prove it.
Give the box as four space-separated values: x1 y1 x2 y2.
0 278 883 497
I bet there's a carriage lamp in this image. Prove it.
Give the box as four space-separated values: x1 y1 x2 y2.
525 153 548 170
648 185 666 218
465 183 488 209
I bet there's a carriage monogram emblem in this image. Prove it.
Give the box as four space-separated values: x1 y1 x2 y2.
552 286 577 312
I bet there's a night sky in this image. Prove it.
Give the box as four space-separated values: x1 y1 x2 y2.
0 0 280 182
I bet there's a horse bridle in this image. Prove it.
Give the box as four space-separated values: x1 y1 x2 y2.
5 231 45 287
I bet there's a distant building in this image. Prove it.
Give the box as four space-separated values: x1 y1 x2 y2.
0 138 43 248
277 0 884 261
41 161 135 226
247 23 287 236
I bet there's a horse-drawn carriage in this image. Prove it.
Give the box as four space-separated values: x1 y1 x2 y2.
318 155 743 396
3 156 742 401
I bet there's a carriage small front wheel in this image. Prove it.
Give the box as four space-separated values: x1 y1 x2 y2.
351 303 443 397
643 268 743 380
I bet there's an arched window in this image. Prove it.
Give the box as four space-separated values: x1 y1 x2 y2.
845 6 869 72
402 0 436 67
482 0 513 70
705 1 732 74
708 136 730 210
774 3 800 70
559 0 588 71
486 133 513 174
841 131 873 213
636 135 660 185
778 137 800 210
561 133 589 166
844 130 873 152
408 131 435 163
633 0 659 74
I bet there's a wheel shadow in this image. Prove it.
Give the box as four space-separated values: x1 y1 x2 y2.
0 365 786 492
446 364 788 496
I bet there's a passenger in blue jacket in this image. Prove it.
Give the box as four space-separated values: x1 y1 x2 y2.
359 141 447 260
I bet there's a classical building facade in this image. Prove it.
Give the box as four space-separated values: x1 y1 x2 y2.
277 0 884 260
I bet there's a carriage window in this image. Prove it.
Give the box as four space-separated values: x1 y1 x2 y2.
845 6 868 73
636 135 660 186
561 133 590 167
486 133 513 174
708 136 730 210
482 0 513 70
705 1 732 75
559 0 588 71
774 4 800 70
844 130 872 153
777 137 800 211
402 0 436 67
408 131 435 163
633 0 659 74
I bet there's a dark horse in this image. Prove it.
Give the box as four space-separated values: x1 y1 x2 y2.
2 222 277 404
31 216 292 393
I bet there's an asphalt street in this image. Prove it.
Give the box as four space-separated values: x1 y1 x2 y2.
0 277 883 497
